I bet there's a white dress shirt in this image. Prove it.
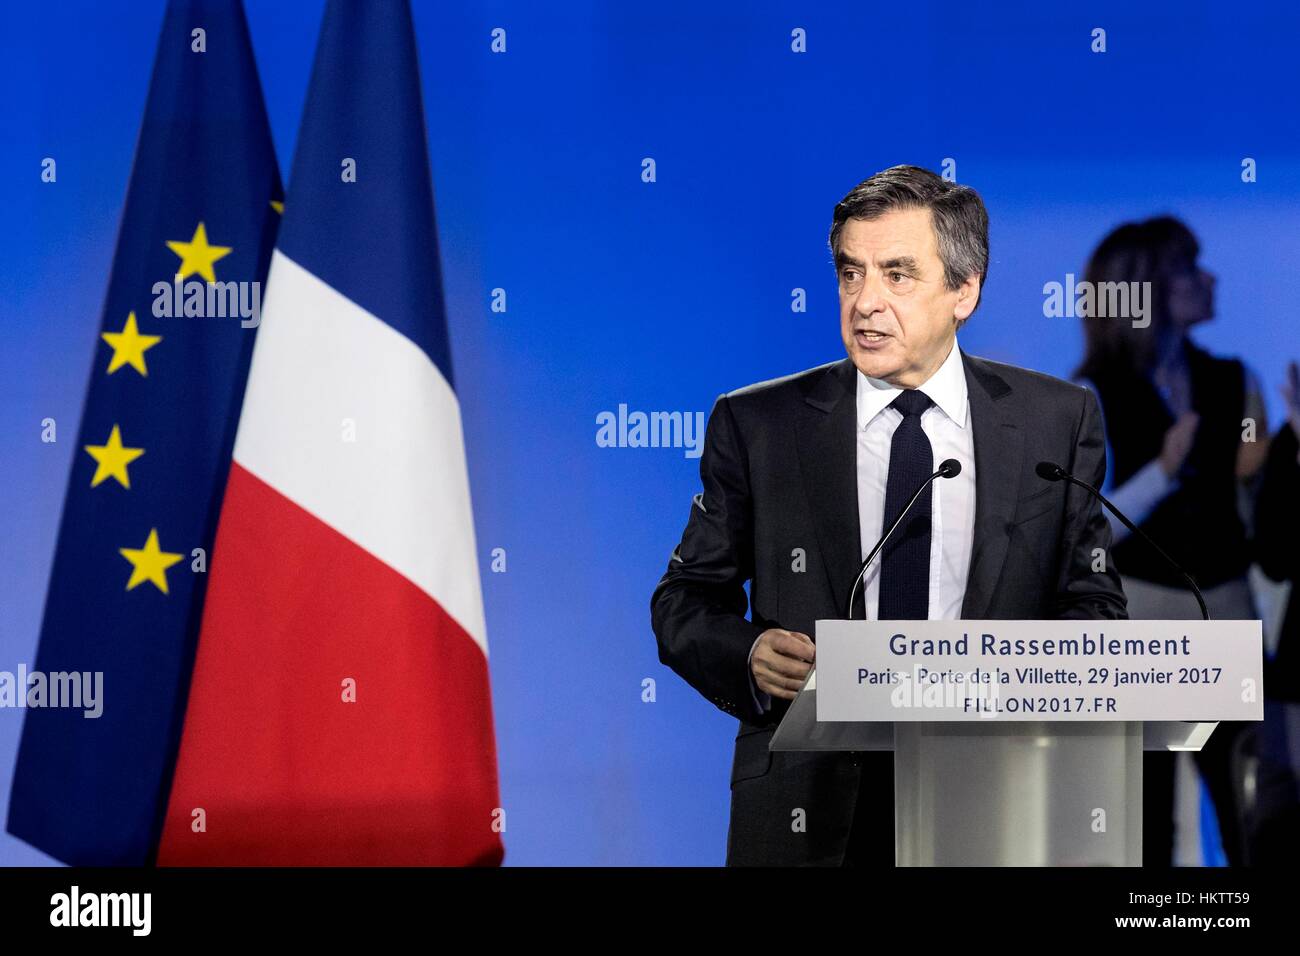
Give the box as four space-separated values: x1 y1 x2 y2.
855 338 976 620
748 339 978 712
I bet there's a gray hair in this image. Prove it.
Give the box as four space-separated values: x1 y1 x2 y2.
828 165 989 315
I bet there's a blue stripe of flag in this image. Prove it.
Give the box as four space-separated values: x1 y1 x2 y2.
276 0 457 388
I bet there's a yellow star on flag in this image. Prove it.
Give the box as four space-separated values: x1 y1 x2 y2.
166 222 232 282
84 425 145 489
119 529 184 595
101 312 162 376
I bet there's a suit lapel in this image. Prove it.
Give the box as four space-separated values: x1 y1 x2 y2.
795 359 862 617
795 351 1024 621
960 350 1024 619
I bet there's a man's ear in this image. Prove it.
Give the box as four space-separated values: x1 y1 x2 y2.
954 274 981 323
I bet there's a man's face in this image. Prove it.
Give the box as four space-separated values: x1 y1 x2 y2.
836 207 979 387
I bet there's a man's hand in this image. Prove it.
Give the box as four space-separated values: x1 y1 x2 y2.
751 628 815 701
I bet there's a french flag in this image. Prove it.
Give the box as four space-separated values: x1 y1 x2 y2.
156 0 504 865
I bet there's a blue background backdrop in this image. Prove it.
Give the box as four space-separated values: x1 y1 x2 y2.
2 0 1297 865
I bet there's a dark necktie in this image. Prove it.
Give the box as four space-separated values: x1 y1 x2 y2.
878 389 934 620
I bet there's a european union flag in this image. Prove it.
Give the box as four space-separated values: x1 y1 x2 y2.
7 0 281 864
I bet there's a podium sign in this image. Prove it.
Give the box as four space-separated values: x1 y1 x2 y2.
815 619 1264 723
769 619 1264 865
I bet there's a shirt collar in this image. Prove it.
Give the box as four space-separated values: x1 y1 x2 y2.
855 338 968 430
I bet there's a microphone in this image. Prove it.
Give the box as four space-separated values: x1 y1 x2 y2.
844 458 962 619
1035 461 1209 621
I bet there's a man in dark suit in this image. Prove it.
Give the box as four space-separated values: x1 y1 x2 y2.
650 165 1128 866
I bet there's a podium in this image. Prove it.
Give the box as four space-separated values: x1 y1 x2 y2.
771 620 1264 866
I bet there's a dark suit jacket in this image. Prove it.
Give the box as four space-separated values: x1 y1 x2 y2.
650 349 1128 865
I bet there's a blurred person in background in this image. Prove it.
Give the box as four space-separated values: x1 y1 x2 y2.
1074 216 1268 866
1242 360 1300 864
